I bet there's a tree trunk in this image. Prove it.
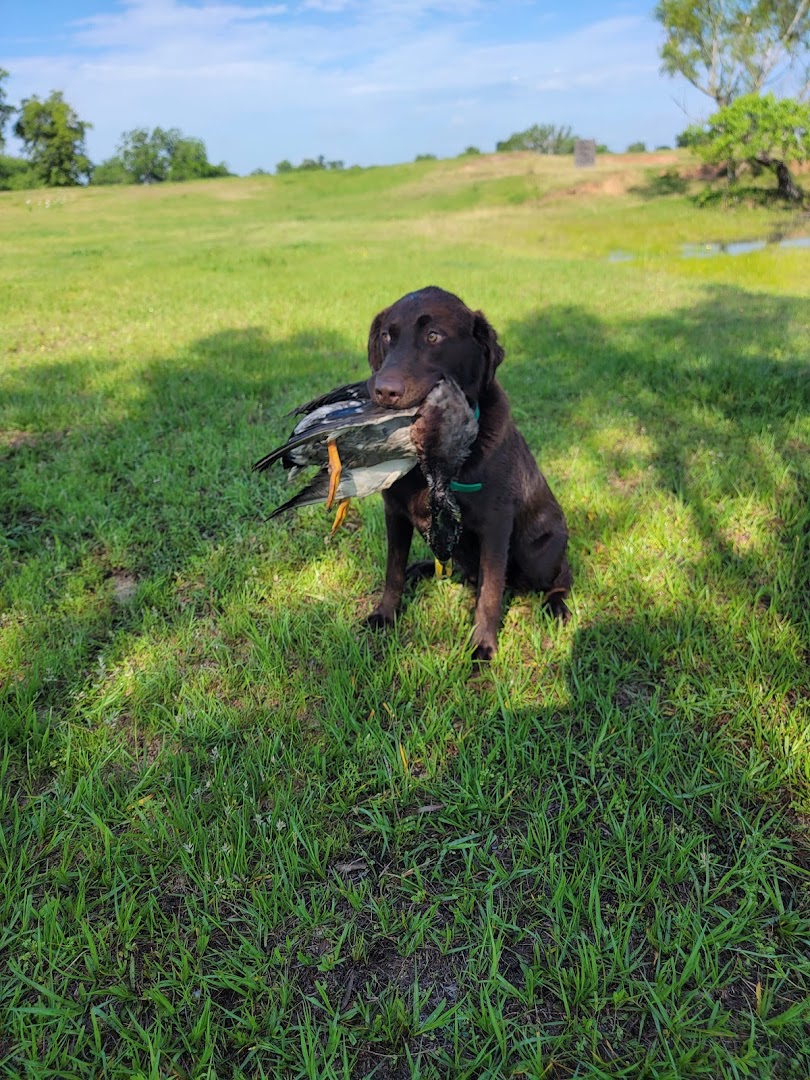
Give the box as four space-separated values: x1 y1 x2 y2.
774 161 803 202
757 155 804 201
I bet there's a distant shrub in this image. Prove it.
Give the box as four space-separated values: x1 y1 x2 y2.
277 156 344 173
91 156 131 185
459 146 481 156
496 124 577 155
0 153 40 190
676 126 707 149
415 153 437 161
626 141 647 153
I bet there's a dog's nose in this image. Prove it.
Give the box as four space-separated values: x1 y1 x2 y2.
373 374 405 406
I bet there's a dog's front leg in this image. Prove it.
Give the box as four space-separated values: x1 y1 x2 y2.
366 502 413 629
472 524 511 662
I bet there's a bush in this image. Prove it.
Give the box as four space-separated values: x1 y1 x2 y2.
276 156 344 173
0 153 40 191
496 124 577 155
91 156 131 185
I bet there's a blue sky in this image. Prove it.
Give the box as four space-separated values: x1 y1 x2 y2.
3 0 707 174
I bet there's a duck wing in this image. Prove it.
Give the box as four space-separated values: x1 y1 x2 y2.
287 380 370 417
253 399 418 473
269 458 417 518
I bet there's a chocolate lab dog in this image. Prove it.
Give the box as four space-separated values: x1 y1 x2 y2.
366 286 571 661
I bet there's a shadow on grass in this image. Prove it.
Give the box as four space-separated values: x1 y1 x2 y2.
695 184 808 209
0 324 368 708
2 282 808 726
627 167 690 199
505 284 809 628
2 286 809 1074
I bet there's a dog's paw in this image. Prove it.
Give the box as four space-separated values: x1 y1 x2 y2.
472 641 496 665
545 591 571 622
365 608 395 631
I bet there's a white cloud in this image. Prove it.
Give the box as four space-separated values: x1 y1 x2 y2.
2 1 707 171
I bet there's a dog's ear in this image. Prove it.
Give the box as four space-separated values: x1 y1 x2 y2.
367 309 387 372
472 311 504 389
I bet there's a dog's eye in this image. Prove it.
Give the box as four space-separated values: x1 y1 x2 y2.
380 331 391 346
426 330 442 344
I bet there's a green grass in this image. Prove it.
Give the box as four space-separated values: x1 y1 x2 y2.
1 152 809 1078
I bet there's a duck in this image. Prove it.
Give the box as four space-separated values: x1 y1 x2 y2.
252 379 479 553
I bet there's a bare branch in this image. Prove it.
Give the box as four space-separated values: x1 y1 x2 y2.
757 0 810 86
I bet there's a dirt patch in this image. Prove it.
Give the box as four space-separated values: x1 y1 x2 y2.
0 429 69 453
2 431 40 450
557 173 636 198
110 571 139 604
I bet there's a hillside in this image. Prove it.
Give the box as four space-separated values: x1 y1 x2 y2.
2 150 809 1079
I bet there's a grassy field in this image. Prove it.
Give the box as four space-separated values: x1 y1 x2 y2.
1 152 809 1078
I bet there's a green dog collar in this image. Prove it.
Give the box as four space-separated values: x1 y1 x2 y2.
450 402 482 492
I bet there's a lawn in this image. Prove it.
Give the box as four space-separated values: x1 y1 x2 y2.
1 152 809 1078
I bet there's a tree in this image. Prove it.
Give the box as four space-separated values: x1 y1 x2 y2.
695 92 809 198
496 124 578 154
92 155 131 185
114 127 229 183
626 141 648 152
14 91 92 186
118 127 178 183
0 69 15 151
459 145 482 156
167 136 229 180
275 155 345 173
656 0 810 108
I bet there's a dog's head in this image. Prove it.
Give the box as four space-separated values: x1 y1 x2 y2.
366 286 504 409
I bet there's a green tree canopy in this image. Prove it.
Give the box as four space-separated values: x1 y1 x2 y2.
167 136 230 181
0 69 15 151
656 0 810 107
695 91 809 198
111 127 229 184
91 155 132 185
275 155 345 173
496 124 578 154
13 91 92 186
117 127 178 183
